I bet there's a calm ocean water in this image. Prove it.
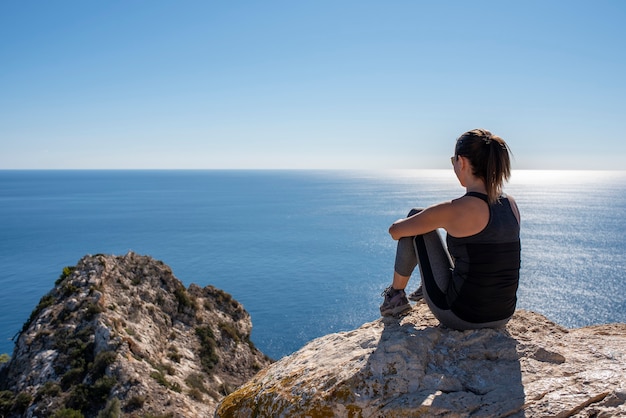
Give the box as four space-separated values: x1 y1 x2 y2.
1 170 625 360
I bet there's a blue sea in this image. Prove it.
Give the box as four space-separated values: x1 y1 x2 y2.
1 170 625 360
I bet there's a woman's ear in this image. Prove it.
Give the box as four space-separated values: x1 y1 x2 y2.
458 155 468 171
457 156 474 181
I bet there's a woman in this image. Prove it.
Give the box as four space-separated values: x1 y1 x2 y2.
380 128 521 330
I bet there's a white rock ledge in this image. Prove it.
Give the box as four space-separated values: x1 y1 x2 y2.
216 303 626 417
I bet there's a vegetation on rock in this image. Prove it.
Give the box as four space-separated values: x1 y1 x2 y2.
0 253 271 417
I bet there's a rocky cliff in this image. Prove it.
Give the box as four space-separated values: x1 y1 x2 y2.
216 303 626 417
3 254 626 418
0 253 271 417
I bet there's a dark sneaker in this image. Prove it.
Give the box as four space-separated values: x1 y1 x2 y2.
408 285 423 302
380 286 411 317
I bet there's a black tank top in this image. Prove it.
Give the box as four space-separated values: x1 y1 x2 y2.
446 192 521 323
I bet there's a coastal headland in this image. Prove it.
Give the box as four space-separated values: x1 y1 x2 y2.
1 253 625 417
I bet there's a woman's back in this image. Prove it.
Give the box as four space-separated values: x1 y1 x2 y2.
446 193 521 323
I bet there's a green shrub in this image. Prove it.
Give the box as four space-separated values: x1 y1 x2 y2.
62 283 79 297
204 286 246 320
91 351 116 378
61 353 117 412
150 371 181 392
97 397 121 418
13 392 32 413
125 395 145 410
56 266 76 285
195 326 219 372
55 326 95 376
53 408 85 418
61 367 85 389
162 362 175 375
218 322 240 342
0 391 15 415
150 370 169 387
174 286 197 312
185 373 207 393
90 376 116 403
65 378 113 414
188 387 204 401
38 381 61 398
130 274 142 286
167 346 181 363
0 353 9 363
85 302 103 319
66 384 89 411
21 293 56 334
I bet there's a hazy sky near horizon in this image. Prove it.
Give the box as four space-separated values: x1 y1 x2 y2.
1 1 625 170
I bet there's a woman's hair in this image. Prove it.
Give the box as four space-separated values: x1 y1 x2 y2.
455 128 512 204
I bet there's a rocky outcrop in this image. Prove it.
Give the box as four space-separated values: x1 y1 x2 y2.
0 253 271 418
3 253 626 417
216 303 626 417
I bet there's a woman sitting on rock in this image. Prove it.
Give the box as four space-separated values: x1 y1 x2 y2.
380 128 521 330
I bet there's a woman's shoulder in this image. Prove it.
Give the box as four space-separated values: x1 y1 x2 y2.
502 193 516 203
445 195 490 237
501 194 521 223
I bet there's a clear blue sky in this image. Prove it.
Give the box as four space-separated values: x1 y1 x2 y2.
1 1 624 169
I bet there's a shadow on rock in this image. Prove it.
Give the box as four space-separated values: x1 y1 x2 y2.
360 309 525 417
216 303 529 417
